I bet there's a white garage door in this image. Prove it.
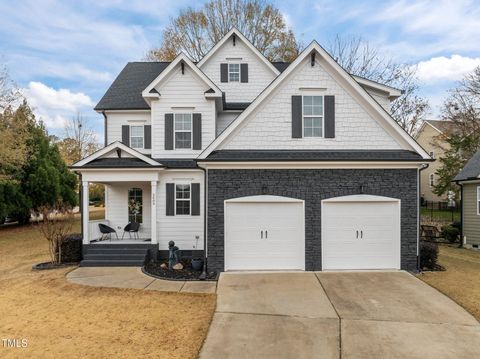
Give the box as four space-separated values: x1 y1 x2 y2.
322 195 401 270
225 196 305 271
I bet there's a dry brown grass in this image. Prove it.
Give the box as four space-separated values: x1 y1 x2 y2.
418 245 480 321
0 213 216 359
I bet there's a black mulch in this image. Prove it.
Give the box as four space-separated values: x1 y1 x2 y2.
143 260 217 281
32 262 79 270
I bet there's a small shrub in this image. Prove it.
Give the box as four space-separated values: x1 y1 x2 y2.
441 225 460 243
420 241 439 271
451 221 462 231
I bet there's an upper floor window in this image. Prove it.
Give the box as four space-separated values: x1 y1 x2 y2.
228 63 240 82
174 114 192 149
128 187 143 223
130 125 144 149
303 96 323 137
429 173 435 187
175 184 191 215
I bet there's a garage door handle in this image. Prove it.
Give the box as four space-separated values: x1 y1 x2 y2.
361 230 363 239
261 230 263 239
265 230 268 239
356 230 359 239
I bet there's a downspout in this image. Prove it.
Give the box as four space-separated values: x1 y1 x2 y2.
417 163 429 271
78 172 84 250
457 181 464 246
198 165 208 280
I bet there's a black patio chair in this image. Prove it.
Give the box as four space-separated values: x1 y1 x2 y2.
122 222 140 240
98 223 118 241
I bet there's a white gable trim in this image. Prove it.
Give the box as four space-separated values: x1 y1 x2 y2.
353 76 402 100
71 141 161 167
197 28 280 76
142 54 222 99
198 41 430 160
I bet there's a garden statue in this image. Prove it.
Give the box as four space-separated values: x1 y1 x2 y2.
168 240 181 269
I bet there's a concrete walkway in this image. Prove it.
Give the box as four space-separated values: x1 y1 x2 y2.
66 267 217 294
200 271 480 359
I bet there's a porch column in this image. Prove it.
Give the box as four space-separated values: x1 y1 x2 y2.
151 181 158 244
82 181 89 244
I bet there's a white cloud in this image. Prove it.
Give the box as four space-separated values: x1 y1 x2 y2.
22 82 94 129
416 55 480 83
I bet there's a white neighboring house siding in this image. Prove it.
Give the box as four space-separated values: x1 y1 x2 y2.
200 37 276 103
105 182 151 239
157 170 204 251
368 91 391 112
105 111 151 155
217 112 240 136
221 57 402 150
151 65 216 158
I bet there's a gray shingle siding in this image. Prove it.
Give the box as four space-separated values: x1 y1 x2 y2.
207 169 418 273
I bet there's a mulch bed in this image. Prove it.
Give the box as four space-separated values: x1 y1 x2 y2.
32 262 79 270
143 261 217 281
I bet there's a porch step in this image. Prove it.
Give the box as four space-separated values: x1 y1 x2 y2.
80 243 153 267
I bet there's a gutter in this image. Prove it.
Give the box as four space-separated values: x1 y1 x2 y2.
417 163 429 271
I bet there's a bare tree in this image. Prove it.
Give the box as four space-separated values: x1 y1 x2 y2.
0 66 21 111
146 0 301 62
59 113 99 165
327 35 429 135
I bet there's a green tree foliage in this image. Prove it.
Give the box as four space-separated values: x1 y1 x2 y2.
146 0 300 62
433 66 480 196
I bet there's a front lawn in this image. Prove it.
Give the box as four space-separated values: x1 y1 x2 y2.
0 215 216 358
418 245 480 321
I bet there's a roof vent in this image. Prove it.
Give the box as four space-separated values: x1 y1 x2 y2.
311 52 315 67
233 34 236 46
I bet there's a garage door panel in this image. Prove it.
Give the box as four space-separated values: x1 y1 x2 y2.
322 198 400 270
225 200 305 271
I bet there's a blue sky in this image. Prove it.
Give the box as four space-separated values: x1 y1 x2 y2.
1 0 479 140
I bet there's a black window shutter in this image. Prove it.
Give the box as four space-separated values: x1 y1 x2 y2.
144 125 151 149
191 183 200 216
291 96 302 138
165 113 174 150
220 63 228 82
122 125 130 146
192 113 202 150
240 64 248 83
166 183 175 216
324 96 335 138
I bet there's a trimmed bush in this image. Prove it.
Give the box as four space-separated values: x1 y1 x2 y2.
59 233 82 263
420 241 439 271
441 225 460 243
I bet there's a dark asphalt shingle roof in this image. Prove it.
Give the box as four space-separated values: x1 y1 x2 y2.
454 150 480 181
95 62 169 111
76 157 198 169
203 150 425 162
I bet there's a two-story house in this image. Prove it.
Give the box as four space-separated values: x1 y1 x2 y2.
72 28 431 272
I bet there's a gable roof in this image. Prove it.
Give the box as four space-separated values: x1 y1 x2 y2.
197 28 281 76
454 149 480 182
424 120 456 134
198 41 431 160
71 142 162 168
142 53 222 100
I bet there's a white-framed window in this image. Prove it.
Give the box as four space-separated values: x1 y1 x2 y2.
128 188 143 223
477 186 480 215
303 95 324 137
130 125 144 149
174 113 192 149
175 184 191 215
228 63 240 82
429 173 435 187
429 151 435 159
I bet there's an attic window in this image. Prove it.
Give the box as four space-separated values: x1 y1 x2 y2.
228 63 240 82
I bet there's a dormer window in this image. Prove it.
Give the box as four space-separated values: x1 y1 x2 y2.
174 113 192 149
228 63 240 82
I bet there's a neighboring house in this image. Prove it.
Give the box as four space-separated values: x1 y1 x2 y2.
71 28 431 272
454 150 480 248
415 120 455 203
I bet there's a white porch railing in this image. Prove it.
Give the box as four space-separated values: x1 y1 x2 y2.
88 219 110 243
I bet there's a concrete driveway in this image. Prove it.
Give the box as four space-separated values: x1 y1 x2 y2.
200 271 480 359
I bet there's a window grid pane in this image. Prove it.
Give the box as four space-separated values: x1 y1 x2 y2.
130 126 144 149
229 63 240 82
175 184 191 215
174 114 192 149
303 96 323 138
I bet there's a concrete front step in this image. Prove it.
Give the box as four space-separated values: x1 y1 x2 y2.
80 259 146 267
81 243 153 267
84 248 149 255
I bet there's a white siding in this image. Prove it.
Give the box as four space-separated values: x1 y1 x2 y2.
151 64 216 158
200 37 277 103
105 182 151 239
221 57 402 150
157 170 204 250
217 112 240 136
367 91 391 112
105 111 151 155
